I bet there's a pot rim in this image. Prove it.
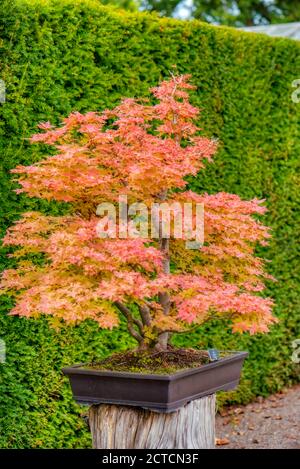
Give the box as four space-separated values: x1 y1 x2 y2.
62 350 248 381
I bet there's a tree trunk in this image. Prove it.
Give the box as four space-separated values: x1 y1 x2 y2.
88 395 216 449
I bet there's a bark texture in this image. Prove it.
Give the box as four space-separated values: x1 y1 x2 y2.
89 395 216 449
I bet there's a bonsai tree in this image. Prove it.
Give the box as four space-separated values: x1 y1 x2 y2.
0 75 276 353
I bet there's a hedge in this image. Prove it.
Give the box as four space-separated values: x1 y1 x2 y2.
0 0 299 448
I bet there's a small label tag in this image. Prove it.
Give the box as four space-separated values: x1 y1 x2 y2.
208 348 219 362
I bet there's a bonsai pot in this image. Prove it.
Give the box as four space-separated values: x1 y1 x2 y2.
63 350 248 413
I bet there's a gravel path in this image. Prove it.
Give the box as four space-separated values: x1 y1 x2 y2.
215 384 300 449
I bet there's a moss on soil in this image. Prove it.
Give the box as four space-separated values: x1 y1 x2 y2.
86 347 211 374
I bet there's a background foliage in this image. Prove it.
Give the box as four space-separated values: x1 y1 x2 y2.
0 0 299 448
140 0 300 25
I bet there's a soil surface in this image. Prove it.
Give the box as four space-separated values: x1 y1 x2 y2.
216 384 300 449
88 347 210 374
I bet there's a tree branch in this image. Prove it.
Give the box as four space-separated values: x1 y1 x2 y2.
114 301 144 343
156 324 201 335
137 303 152 326
155 189 171 349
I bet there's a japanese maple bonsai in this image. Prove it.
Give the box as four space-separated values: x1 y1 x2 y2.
0 75 276 412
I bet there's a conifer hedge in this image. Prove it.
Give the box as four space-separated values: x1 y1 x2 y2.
0 0 299 448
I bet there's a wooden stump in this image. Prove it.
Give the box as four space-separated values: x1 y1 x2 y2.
88 394 216 449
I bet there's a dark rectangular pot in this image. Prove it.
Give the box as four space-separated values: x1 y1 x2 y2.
63 351 248 413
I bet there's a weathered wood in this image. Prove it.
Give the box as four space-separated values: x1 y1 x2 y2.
89 395 216 449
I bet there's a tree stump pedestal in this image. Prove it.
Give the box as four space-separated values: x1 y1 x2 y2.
88 394 216 449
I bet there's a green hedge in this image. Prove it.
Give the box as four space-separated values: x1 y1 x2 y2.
0 0 299 448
